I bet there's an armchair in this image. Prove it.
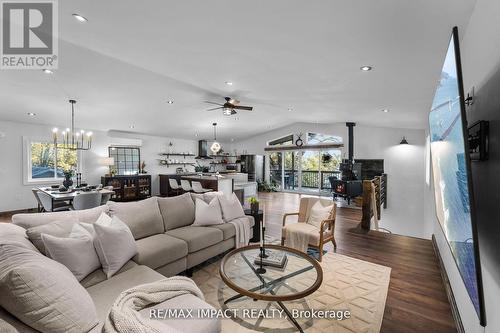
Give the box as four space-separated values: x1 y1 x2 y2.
281 197 337 262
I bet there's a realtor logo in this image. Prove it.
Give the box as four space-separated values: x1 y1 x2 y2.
1 0 58 69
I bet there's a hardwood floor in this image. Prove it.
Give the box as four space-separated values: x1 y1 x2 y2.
0 192 456 332
258 192 457 333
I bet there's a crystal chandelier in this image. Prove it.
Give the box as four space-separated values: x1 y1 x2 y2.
52 99 92 150
210 122 221 154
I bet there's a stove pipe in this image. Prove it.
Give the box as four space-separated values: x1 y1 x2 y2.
346 122 356 163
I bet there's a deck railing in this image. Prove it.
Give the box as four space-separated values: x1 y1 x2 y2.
270 169 339 190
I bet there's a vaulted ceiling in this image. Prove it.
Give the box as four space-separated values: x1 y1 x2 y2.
0 0 476 141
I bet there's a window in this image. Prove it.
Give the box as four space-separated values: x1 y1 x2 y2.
307 133 343 145
268 134 294 146
109 146 140 175
25 139 79 183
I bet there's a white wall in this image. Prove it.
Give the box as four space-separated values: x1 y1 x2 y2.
0 120 224 212
425 0 500 331
230 122 428 239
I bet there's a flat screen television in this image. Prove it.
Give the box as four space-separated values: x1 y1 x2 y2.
429 27 485 326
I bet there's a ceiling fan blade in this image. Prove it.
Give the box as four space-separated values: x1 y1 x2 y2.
204 101 224 106
233 105 253 111
206 107 223 111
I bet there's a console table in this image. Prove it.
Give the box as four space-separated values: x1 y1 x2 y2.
101 175 151 201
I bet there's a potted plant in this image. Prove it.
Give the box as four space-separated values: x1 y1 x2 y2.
248 197 260 214
62 169 74 188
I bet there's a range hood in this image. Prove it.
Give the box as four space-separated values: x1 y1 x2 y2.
195 140 212 159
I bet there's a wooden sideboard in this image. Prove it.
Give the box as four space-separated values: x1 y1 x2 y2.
101 175 151 201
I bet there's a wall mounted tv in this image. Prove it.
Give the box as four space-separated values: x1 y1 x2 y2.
428 27 485 326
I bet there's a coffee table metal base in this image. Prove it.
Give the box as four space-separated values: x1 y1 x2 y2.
223 253 313 333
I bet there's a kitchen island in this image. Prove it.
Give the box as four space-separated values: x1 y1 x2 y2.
159 173 234 197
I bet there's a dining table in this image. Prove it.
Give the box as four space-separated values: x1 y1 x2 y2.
37 187 115 211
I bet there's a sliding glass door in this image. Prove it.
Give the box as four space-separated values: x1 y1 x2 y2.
268 149 341 195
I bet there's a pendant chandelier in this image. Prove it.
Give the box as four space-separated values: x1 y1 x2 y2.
52 100 92 150
210 122 221 154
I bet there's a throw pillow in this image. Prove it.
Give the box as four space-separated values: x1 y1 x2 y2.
84 213 137 278
218 192 246 222
193 198 224 226
0 243 99 333
26 220 76 255
307 201 334 229
41 224 101 281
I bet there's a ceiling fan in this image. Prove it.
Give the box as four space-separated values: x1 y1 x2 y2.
205 97 253 115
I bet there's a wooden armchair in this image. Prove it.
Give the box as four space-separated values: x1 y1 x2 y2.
281 197 337 262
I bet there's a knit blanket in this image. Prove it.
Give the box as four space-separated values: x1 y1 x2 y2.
284 226 309 253
103 276 204 333
229 217 251 248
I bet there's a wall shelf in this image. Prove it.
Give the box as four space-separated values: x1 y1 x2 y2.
159 153 195 157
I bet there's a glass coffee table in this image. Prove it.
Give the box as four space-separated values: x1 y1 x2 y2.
220 244 323 332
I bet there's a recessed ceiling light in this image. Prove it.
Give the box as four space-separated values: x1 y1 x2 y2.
360 66 373 71
166 100 174 104
224 81 233 86
72 13 88 22
27 112 36 116
382 109 389 113
42 69 53 74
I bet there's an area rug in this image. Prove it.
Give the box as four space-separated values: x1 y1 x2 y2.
192 252 391 333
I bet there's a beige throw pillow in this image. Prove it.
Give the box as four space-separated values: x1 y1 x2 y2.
0 243 99 333
307 201 333 229
218 192 246 222
82 213 137 278
193 197 224 226
41 224 101 281
26 220 76 255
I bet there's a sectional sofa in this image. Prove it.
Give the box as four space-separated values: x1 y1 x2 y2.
0 193 254 332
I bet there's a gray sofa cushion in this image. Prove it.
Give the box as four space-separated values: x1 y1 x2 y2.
209 223 236 240
107 197 164 240
166 226 223 253
80 260 137 288
133 234 188 269
0 243 99 333
86 265 165 328
0 223 39 252
12 205 109 229
158 194 195 230
26 220 76 255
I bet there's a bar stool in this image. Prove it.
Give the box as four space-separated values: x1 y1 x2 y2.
191 181 213 193
169 179 183 196
180 179 193 193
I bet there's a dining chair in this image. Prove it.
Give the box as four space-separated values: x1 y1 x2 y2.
180 179 193 192
32 189 45 212
281 197 337 262
169 179 183 196
72 192 102 211
100 186 114 205
37 191 71 212
191 181 212 193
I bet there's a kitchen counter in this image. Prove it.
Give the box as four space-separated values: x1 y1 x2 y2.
159 174 234 196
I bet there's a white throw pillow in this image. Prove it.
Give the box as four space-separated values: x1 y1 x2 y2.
193 198 224 226
219 192 246 222
307 201 334 229
41 224 101 281
82 213 137 278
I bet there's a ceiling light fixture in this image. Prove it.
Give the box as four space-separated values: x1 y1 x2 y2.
52 100 92 150
400 136 409 145
210 122 221 154
222 107 233 116
129 125 135 129
382 109 389 113
166 100 174 104
224 81 233 86
27 112 36 116
288 108 293 112
360 66 373 71
42 69 53 74
72 13 88 22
